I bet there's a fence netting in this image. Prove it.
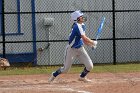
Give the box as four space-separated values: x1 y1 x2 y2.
0 0 140 67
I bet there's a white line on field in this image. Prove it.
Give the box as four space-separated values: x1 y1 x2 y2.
0 86 92 93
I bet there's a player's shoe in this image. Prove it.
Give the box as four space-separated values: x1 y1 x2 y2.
48 73 55 83
78 77 92 82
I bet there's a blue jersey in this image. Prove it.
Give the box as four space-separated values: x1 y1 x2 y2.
69 23 86 48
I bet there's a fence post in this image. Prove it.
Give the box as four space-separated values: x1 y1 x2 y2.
112 0 116 65
31 0 37 66
1 0 5 58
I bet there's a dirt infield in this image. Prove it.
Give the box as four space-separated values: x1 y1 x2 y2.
0 72 140 93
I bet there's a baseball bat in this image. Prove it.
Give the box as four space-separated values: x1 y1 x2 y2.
95 17 106 41
92 17 105 50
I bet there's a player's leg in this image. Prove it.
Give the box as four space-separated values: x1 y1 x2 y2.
48 45 75 83
53 46 75 76
77 47 93 82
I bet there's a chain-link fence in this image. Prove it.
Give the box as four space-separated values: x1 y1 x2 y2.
0 0 140 66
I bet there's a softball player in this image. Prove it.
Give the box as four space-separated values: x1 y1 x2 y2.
48 10 97 83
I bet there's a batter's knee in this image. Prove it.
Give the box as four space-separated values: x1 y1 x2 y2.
60 67 69 73
86 63 93 71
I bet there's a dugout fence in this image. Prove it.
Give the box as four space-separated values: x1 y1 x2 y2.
0 0 140 67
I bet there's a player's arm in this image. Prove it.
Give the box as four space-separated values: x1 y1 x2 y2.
81 34 97 47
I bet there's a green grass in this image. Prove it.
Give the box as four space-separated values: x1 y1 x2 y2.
0 64 140 76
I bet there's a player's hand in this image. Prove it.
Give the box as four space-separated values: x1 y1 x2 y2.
91 41 97 50
93 41 98 46
92 45 97 50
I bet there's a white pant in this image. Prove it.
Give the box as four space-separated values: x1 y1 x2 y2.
60 45 93 73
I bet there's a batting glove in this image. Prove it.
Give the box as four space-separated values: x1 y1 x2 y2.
92 45 97 50
93 41 98 46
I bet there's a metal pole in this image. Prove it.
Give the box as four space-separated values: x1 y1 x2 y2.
2 0 5 58
112 0 116 65
31 0 37 66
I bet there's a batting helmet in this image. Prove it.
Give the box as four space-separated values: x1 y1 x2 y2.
71 10 84 21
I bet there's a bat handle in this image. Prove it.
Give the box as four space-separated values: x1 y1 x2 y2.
92 47 95 50
92 45 97 50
